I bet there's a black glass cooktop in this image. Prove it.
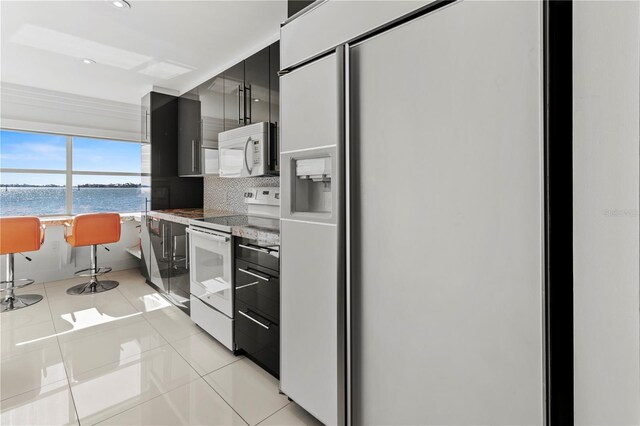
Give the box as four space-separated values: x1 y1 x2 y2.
191 214 279 233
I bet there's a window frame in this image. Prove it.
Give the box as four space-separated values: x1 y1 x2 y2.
0 129 149 216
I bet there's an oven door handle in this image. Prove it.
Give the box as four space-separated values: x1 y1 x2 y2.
187 227 229 242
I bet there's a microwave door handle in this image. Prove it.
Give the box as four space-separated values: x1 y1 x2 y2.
244 138 253 175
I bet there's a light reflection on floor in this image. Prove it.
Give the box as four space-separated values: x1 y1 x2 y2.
0 269 320 426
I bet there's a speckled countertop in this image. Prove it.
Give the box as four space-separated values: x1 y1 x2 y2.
146 208 231 225
231 217 280 245
147 208 280 245
40 213 141 227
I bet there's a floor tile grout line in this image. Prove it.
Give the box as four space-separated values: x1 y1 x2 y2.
42 281 83 425
73 348 200 425
0 377 70 404
199 355 291 426
62 340 172 382
87 375 204 426
255 401 293 426
164 330 245 378
200 371 251 426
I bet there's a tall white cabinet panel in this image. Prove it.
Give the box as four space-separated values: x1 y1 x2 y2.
280 51 344 426
280 54 338 154
280 220 339 425
350 1 544 424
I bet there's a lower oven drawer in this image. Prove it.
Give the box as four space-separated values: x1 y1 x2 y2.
235 300 279 377
190 296 233 350
190 279 233 318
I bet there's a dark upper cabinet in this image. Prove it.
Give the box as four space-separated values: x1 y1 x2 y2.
287 0 314 17
224 61 245 131
269 41 280 141
141 91 203 210
178 41 280 171
198 75 225 147
178 95 202 176
244 46 270 125
143 92 178 179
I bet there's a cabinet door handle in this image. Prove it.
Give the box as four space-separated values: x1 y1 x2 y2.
238 267 270 282
236 281 260 290
247 84 252 124
238 243 268 254
191 140 196 172
195 139 200 174
238 84 244 125
145 111 150 140
238 310 270 329
238 243 279 258
185 230 190 268
161 223 168 260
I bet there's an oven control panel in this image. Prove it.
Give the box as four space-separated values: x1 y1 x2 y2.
243 187 280 206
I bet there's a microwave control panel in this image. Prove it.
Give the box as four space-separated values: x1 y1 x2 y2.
251 140 261 166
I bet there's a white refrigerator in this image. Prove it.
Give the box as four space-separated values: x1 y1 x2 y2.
280 1 545 424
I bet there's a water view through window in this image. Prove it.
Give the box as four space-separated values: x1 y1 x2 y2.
0 130 148 216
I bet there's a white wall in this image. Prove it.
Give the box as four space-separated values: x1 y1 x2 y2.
0 221 140 284
0 82 141 142
573 1 640 424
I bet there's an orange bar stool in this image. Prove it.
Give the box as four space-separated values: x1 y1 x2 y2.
64 213 121 295
0 217 45 312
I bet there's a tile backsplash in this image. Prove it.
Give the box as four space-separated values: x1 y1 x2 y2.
204 176 280 213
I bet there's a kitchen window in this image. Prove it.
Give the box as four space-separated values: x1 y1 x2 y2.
0 129 148 216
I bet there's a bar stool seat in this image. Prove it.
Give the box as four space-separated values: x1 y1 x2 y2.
64 213 121 295
0 217 45 312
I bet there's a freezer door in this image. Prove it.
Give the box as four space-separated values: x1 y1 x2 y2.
280 51 345 426
350 1 544 424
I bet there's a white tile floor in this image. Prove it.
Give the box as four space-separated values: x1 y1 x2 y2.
0 269 323 426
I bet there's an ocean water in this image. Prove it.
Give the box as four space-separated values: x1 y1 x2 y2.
0 187 148 216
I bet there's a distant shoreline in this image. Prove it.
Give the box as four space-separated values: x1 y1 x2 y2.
1 184 144 188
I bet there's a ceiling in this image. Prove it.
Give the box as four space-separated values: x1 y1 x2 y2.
0 1 287 105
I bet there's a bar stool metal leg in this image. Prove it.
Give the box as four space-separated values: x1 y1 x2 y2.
67 245 118 295
1 254 43 313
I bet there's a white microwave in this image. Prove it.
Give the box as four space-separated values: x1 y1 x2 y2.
218 122 278 178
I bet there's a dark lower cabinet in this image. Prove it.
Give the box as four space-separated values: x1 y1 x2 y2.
148 217 170 292
234 237 280 378
168 222 190 308
235 299 280 377
145 217 191 313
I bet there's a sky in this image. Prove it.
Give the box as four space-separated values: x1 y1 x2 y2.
0 130 141 185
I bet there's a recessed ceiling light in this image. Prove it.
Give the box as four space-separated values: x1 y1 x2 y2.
253 98 260 102
109 0 131 9
82 58 95 64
